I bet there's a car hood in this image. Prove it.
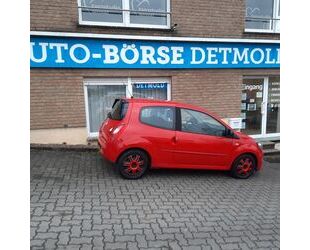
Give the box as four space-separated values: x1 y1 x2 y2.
235 131 256 142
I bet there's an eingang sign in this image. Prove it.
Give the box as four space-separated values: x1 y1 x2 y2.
30 36 280 69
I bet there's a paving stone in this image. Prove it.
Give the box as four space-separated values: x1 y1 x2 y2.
57 232 70 245
45 239 57 249
31 239 45 247
188 238 208 245
148 240 169 248
115 235 136 242
36 232 58 239
221 243 240 250
105 242 127 249
49 226 71 232
93 236 104 247
69 237 92 245
256 240 275 248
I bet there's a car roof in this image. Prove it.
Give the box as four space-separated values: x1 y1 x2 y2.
122 98 209 112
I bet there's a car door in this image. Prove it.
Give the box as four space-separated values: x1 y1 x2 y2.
138 105 177 168
173 107 234 170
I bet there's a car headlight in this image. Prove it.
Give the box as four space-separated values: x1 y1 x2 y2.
257 142 263 149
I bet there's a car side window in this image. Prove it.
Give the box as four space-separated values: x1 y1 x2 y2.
180 108 226 137
140 106 175 130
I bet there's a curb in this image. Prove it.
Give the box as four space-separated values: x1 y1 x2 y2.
30 143 99 152
263 149 280 156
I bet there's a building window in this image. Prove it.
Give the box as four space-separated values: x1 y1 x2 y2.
84 78 171 138
78 0 170 29
86 84 126 135
245 0 280 33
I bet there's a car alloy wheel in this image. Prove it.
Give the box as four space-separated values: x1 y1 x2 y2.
117 150 149 179
231 154 256 179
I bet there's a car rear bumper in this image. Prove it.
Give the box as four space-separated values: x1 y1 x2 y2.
98 134 118 163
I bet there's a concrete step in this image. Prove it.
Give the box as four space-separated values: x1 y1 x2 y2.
264 148 280 155
261 141 276 150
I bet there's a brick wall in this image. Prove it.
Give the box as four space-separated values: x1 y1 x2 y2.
30 0 279 40
30 71 85 129
30 68 279 130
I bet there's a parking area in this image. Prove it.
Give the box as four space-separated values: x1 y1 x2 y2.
31 149 279 250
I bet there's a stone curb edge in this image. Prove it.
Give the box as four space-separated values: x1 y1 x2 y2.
30 143 99 152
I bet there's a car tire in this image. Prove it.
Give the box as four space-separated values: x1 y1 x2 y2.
230 154 256 179
117 149 149 179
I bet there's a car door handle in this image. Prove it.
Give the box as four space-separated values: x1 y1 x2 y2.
172 136 177 143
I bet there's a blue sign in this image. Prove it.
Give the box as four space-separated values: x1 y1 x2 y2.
30 36 280 69
134 83 167 89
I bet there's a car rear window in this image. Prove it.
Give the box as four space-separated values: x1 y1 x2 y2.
140 106 175 130
110 100 129 120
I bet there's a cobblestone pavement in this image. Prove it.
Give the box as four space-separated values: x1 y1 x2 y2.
31 149 280 250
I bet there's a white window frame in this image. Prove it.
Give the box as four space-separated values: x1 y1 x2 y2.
245 0 280 33
84 77 171 138
77 0 171 29
242 76 280 141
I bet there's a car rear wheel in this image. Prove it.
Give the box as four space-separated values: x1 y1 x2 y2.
117 150 149 179
231 154 256 179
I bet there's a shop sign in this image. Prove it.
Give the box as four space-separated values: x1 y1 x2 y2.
227 118 243 129
30 36 280 69
134 83 167 89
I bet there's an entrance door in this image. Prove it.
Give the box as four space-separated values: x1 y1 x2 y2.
241 78 264 135
241 76 280 139
266 76 280 134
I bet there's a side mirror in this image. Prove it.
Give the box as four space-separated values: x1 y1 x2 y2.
225 129 235 138
107 112 112 119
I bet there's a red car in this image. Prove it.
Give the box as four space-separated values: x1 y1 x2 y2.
98 98 263 179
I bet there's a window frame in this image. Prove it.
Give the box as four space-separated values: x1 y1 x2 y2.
176 107 230 138
139 106 176 131
245 0 280 33
83 78 128 138
77 0 171 29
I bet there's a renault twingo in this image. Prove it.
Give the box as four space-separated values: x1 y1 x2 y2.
98 98 263 179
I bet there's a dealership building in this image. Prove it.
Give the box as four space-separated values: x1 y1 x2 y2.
30 0 280 145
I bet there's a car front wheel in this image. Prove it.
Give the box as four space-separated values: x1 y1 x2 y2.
117 149 149 179
231 154 256 179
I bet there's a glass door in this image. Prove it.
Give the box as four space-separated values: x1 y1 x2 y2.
266 76 280 134
241 76 280 139
241 78 265 135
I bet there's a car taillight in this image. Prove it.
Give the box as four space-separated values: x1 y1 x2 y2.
110 124 125 135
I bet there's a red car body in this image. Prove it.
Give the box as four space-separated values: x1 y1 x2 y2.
98 98 263 178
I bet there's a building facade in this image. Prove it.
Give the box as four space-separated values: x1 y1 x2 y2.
30 0 280 145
